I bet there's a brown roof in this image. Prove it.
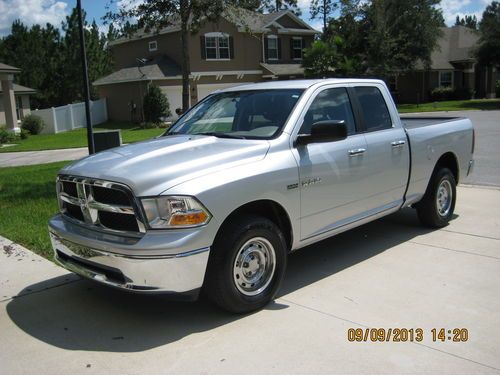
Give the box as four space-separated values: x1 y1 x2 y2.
0 83 36 94
109 8 318 46
94 55 181 85
0 62 21 74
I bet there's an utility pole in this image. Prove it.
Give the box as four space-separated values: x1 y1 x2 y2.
76 0 95 154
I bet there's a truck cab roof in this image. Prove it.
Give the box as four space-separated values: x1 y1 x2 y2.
216 78 386 93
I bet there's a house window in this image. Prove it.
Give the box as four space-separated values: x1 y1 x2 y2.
267 35 279 60
204 33 230 60
439 71 453 87
148 40 157 52
292 37 303 60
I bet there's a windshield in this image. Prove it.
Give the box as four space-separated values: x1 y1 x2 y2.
166 89 304 139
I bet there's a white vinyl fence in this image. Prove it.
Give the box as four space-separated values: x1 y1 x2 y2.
35 98 108 134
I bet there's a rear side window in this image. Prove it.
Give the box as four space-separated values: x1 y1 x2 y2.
300 88 356 135
354 86 392 132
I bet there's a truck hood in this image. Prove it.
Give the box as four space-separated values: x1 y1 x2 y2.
60 135 270 196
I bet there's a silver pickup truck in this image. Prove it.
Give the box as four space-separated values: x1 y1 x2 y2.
48 79 474 313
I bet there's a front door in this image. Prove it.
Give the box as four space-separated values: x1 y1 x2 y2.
293 87 370 240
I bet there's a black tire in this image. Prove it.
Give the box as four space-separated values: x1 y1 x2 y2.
204 215 287 314
415 167 456 228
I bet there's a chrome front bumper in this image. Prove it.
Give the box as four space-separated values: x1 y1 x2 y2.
49 215 212 297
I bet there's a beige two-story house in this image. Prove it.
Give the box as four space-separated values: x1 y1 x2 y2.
94 8 319 122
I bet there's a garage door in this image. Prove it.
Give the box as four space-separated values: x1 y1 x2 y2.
197 82 252 101
160 86 183 118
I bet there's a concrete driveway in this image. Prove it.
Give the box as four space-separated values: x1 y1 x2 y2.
1 185 499 374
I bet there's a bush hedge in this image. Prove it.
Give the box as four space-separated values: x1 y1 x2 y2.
143 85 171 123
0 128 17 144
21 114 45 135
430 87 474 101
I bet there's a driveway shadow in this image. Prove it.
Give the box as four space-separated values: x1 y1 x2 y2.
6 208 450 352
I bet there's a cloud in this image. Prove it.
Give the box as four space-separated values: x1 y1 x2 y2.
439 0 482 25
0 0 68 36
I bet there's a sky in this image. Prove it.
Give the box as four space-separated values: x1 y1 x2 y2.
0 0 494 37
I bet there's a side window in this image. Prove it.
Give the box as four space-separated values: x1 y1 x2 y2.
354 86 392 132
299 88 356 135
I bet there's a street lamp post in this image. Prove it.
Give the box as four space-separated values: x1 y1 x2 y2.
76 0 95 154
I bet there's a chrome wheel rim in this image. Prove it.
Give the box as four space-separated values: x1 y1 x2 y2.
436 179 452 217
233 237 276 296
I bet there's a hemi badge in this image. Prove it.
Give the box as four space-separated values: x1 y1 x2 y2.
287 183 299 190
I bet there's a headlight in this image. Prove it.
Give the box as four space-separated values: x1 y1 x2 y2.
141 196 211 229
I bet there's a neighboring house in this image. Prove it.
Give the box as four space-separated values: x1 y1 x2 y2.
0 62 35 131
94 8 319 122
394 26 498 103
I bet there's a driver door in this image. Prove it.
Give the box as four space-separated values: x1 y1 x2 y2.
292 87 369 240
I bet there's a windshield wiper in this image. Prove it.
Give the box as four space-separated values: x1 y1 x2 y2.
195 132 246 139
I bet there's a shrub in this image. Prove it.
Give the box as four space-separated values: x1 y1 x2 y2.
430 87 454 101
143 85 171 123
0 128 17 144
430 87 474 101
20 129 30 140
453 87 474 100
21 114 45 135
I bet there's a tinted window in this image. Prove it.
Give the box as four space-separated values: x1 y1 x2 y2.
167 89 303 139
354 86 392 131
299 88 356 135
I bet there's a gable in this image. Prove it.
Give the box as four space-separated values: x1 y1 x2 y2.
275 14 308 29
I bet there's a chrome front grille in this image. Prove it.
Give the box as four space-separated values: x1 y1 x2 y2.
57 175 146 235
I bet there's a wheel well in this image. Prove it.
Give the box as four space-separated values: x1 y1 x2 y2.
435 152 459 183
219 200 293 252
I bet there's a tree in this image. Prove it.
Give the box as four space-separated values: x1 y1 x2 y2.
0 8 114 108
0 21 64 108
476 1 500 68
302 36 357 77
143 84 171 123
259 0 301 15
310 0 338 32
455 14 478 29
355 0 444 76
61 8 113 102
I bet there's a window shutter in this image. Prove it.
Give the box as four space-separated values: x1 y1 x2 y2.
277 37 281 60
290 38 294 59
200 36 206 59
229 36 234 59
264 37 269 60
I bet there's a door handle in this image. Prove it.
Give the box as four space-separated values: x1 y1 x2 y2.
391 140 406 148
348 148 366 156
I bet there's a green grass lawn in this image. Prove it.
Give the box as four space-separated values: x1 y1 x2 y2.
398 99 500 113
0 161 68 260
0 121 165 153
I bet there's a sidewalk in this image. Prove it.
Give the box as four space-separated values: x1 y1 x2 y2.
0 147 88 167
1 185 499 374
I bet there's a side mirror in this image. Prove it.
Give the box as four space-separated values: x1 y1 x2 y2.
295 120 348 146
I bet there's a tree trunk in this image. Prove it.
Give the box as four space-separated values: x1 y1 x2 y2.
180 0 191 112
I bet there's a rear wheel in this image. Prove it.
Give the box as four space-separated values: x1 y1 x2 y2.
416 167 456 228
204 215 287 313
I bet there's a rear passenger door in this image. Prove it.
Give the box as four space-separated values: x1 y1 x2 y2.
293 87 370 240
350 84 410 212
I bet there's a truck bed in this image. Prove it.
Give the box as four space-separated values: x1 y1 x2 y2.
400 116 466 129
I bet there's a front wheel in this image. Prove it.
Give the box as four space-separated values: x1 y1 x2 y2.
204 215 287 313
416 167 457 228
